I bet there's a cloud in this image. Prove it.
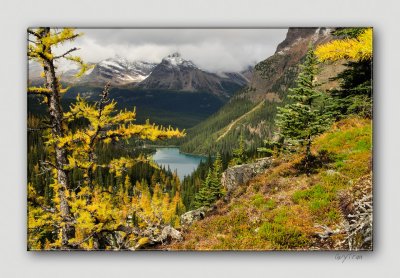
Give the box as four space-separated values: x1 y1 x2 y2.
52 28 288 72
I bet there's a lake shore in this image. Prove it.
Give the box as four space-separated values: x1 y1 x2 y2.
151 147 206 180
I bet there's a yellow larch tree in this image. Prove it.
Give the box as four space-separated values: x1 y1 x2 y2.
315 28 372 62
27 28 185 250
314 28 373 118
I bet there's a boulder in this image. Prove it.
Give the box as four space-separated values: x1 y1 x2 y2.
180 206 208 227
134 225 183 249
221 157 272 195
157 225 183 243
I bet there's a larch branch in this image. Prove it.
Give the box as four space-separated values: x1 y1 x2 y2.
28 29 41 38
54 47 79 59
28 87 51 96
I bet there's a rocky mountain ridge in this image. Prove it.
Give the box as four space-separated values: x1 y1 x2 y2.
29 52 251 99
245 27 335 102
138 52 249 99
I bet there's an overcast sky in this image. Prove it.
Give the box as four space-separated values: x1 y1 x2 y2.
52 28 288 72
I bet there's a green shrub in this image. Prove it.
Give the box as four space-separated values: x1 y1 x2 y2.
251 194 276 210
292 184 338 223
265 199 276 210
292 184 333 204
355 138 371 152
258 222 309 249
292 190 311 204
273 209 289 224
327 209 340 222
251 194 265 207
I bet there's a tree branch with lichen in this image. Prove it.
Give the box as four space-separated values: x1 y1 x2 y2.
54 47 79 59
28 86 52 96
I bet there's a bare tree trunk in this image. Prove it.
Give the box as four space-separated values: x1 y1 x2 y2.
41 28 74 248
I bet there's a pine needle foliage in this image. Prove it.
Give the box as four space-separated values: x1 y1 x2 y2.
193 153 225 208
229 133 248 166
276 47 332 171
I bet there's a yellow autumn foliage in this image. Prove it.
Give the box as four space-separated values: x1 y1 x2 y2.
27 28 186 251
315 28 373 62
28 92 186 250
28 28 91 84
40 28 79 47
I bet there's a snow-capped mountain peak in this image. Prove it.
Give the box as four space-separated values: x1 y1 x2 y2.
162 52 196 68
98 56 133 71
137 52 249 98
85 57 157 85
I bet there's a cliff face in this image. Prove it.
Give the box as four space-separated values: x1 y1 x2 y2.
246 27 336 102
275 28 322 53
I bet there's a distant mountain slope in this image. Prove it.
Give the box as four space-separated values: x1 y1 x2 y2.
29 86 225 130
179 28 344 155
81 57 157 86
137 52 248 99
29 57 157 86
28 60 96 85
178 95 275 155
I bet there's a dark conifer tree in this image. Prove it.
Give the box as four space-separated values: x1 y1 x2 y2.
276 47 332 172
193 170 214 208
229 132 247 166
210 152 224 199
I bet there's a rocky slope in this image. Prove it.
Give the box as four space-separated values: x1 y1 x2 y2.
164 117 372 250
137 52 249 99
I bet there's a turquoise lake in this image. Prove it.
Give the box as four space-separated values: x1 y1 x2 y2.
152 147 205 180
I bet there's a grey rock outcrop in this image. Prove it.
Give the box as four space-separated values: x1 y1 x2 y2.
221 157 273 195
177 158 272 230
156 225 183 243
134 225 183 250
180 206 208 227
